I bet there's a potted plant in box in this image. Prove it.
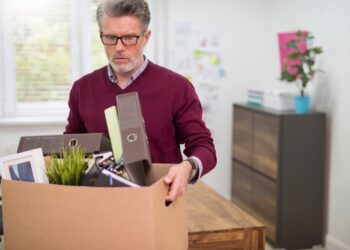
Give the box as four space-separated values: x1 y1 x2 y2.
279 30 324 113
46 145 87 186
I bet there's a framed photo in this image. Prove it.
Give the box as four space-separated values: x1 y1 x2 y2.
0 148 48 183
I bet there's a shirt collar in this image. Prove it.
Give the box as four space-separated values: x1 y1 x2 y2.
107 56 149 86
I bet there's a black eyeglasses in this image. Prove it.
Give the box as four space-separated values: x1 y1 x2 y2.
100 32 144 46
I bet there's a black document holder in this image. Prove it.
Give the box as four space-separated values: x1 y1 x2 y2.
17 133 111 155
116 92 154 186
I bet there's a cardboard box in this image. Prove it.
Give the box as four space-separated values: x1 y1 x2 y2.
2 164 188 250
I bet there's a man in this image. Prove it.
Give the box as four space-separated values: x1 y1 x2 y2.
65 0 216 201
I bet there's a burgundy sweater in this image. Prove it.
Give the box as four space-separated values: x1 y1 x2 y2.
65 61 216 176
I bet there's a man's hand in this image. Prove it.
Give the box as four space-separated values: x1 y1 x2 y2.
163 161 192 202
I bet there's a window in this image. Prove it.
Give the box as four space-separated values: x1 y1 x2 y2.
14 1 71 104
0 0 155 120
0 0 106 118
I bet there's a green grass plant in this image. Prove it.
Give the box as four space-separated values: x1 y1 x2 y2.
47 146 87 185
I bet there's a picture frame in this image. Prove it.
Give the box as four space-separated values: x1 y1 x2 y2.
0 148 48 183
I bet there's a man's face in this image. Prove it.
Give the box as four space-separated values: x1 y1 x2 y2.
100 15 150 75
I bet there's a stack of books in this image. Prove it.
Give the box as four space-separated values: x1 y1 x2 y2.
247 89 264 107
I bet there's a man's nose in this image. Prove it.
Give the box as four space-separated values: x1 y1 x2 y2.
114 39 125 51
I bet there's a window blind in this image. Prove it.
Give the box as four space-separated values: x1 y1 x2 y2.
11 1 71 103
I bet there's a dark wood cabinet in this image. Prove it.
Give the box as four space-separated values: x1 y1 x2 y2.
231 103 326 249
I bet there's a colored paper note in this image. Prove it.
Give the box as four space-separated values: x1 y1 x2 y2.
210 55 220 65
194 50 202 59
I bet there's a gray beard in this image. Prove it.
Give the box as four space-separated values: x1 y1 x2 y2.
109 53 144 74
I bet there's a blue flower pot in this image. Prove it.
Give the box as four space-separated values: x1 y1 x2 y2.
294 96 310 114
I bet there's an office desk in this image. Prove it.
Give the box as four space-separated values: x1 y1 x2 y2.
188 182 265 250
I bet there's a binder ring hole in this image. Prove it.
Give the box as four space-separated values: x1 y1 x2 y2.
127 134 138 142
69 139 78 148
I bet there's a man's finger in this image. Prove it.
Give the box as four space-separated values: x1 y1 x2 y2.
166 184 178 201
165 171 181 201
164 169 176 184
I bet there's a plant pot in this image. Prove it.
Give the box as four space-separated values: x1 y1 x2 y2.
294 95 310 114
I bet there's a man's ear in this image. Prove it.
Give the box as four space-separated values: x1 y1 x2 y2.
143 30 151 45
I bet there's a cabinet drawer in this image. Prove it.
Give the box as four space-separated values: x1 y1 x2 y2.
251 172 277 241
232 161 252 207
253 113 279 179
233 107 253 165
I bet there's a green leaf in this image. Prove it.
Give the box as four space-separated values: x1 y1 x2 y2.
313 47 323 54
286 41 297 49
296 30 304 37
306 59 315 66
288 53 300 60
303 50 311 57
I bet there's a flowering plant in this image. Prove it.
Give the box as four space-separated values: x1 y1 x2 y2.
280 31 323 96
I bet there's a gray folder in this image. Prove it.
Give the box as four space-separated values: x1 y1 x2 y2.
116 92 154 186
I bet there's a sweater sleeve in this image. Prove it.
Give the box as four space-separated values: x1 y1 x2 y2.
64 81 87 134
174 82 217 176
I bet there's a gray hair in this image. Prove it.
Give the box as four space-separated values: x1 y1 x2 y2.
96 0 151 31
